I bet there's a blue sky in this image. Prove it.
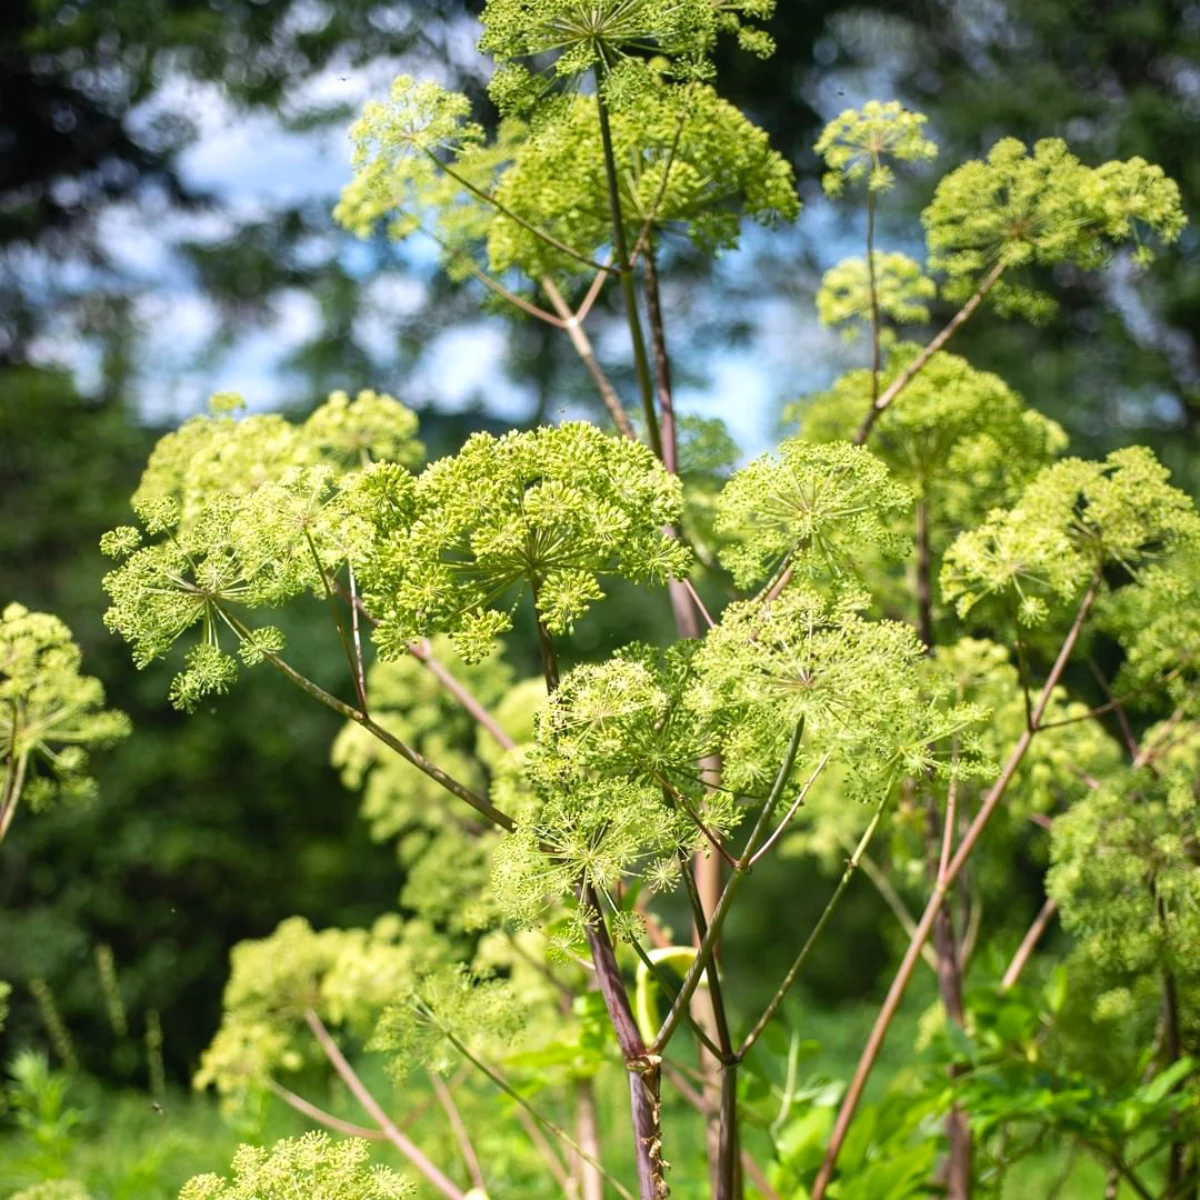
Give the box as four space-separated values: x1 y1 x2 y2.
37 13 916 458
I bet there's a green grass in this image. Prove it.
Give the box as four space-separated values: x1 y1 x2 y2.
0 997 1162 1200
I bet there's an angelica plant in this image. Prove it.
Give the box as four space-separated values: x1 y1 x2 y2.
0 603 130 844
83 6 1199 1197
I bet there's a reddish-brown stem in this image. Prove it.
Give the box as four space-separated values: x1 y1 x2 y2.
915 500 935 649
811 566 1103 1199
346 561 369 718
1000 897 1058 992
266 1077 387 1141
583 884 668 1200
304 1009 466 1200
683 580 716 630
221 609 515 832
1087 658 1140 761
642 243 678 475
854 262 1005 445
662 1062 782 1200
718 1063 741 1199
866 192 882 404
328 580 515 753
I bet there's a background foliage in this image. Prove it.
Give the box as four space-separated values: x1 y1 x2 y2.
1 0 1196 1195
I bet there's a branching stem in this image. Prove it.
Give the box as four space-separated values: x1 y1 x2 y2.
811 564 1103 1199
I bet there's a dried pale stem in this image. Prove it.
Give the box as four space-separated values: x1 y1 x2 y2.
811 565 1103 1199
542 276 637 440
430 1069 486 1192
575 1079 604 1200
304 1009 465 1200
266 1078 386 1141
854 261 1006 445
576 257 615 323
1000 897 1058 992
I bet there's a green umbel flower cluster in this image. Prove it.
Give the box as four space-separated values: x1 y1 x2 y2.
816 253 937 340
798 345 1066 512
336 78 798 283
196 914 521 1106
778 633 1114 877
924 138 1186 317
180 1133 411 1200
1049 769 1200 985
333 76 488 247
100 391 421 709
480 0 775 111
360 422 690 662
487 86 798 277
1 603 130 820
11 1184 91 1200
133 389 421 526
714 439 912 589
688 587 985 798
815 101 938 196
493 647 737 934
1103 550 1200 707
943 446 1200 625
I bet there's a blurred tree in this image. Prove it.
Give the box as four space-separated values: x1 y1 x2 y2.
887 0 1200 487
